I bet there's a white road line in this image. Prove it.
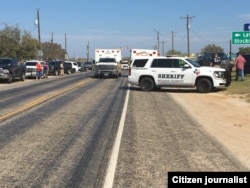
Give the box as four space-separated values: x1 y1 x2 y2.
102 86 130 188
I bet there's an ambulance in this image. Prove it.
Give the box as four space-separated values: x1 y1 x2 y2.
94 49 122 78
130 49 159 61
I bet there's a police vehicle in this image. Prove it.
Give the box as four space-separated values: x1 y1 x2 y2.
128 56 231 93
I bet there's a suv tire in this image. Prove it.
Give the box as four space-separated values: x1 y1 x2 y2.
196 78 212 93
140 77 155 91
20 73 25 81
8 75 13 84
67 69 71 75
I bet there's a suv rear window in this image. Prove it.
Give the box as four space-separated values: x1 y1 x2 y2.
151 59 184 68
151 59 171 67
132 59 148 67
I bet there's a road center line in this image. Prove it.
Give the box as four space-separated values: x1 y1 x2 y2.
0 78 94 121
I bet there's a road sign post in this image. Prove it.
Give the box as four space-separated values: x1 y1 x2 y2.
232 31 250 44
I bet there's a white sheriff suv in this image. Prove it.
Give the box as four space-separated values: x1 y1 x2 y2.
128 56 231 93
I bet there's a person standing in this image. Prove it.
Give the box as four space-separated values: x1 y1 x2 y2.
234 52 246 81
18 59 23 65
36 61 43 80
60 62 64 75
210 53 220 67
43 62 49 78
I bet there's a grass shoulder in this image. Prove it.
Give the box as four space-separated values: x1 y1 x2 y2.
221 71 250 103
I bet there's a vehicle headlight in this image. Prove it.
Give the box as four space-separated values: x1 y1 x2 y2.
2 69 9 73
214 71 224 78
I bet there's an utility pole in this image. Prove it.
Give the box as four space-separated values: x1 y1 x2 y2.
86 39 90 62
51 32 53 44
229 39 232 61
181 14 195 57
171 30 177 55
149 27 160 55
156 30 160 55
160 41 166 56
51 32 54 60
36 9 41 46
65 33 67 59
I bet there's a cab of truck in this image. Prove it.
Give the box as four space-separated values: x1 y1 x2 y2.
0 58 26 83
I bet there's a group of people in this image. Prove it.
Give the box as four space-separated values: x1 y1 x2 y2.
210 52 246 81
36 61 49 80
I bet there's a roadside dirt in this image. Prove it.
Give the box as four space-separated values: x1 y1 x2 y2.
168 90 250 169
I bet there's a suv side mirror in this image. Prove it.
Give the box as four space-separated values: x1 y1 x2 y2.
183 64 190 68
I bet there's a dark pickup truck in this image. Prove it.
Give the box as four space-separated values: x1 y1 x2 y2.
48 60 73 75
0 58 26 83
242 54 250 75
197 52 234 70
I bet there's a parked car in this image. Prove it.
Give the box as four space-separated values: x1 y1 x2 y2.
48 60 74 75
121 61 129 70
48 60 62 75
84 61 94 71
65 61 78 73
63 62 73 74
0 58 26 83
25 60 46 78
77 62 85 72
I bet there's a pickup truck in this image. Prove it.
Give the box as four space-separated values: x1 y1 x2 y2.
0 58 26 83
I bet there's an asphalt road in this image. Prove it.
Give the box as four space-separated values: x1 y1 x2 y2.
0 71 248 188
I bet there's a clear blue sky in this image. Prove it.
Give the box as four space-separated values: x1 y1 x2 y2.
1 0 250 59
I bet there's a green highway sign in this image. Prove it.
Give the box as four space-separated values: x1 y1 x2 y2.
232 31 250 44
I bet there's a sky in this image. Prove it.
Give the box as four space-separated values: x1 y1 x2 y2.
1 0 250 59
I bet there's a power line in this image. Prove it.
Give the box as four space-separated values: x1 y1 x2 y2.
190 29 229 44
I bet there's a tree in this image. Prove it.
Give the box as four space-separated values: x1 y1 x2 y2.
0 23 67 61
238 47 250 55
200 44 224 54
41 42 66 61
166 49 182 56
20 31 39 60
0 24 21 58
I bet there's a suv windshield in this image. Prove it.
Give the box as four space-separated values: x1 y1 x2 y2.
186 59 201 67
85 62 92 65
